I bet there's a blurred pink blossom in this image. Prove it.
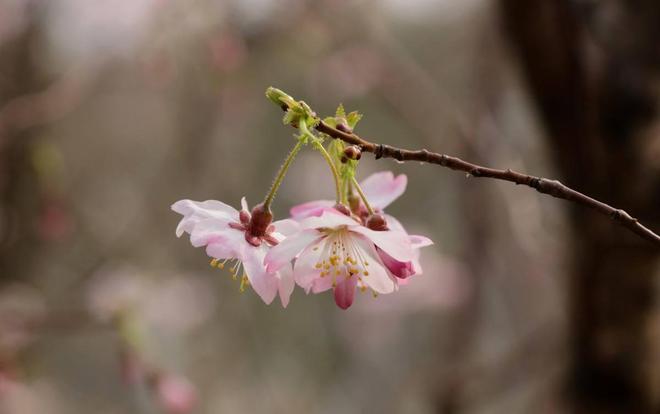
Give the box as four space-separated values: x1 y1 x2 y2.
0 284 46 354
155 374 198 414
36 200 73 242
209 32 248 73
86 264 217 333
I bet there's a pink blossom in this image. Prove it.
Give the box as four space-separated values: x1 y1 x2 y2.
290 171 432 280
265 210 415 309
155 374 198 414
172 198 298 307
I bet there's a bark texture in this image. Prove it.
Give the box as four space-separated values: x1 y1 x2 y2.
499 1 660 412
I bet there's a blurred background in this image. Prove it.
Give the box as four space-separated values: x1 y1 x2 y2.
1 0 659 413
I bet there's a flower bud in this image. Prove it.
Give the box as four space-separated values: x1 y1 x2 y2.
366 213 388 231
336 122 352 133
265 87 290 108
343 146 361 160
334 203 352 216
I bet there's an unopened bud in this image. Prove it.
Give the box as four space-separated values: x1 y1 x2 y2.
334 203 352 216
343 146 361 160
336 122 352 133
265 87 290 108
366 213 388 231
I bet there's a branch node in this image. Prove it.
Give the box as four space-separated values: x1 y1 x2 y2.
529 177 541 190
374 144 384 160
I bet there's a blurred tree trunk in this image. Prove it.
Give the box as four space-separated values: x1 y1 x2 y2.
499 1 660 412
0 7 43 282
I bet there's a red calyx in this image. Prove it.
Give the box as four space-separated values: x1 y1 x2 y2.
244 203 276 246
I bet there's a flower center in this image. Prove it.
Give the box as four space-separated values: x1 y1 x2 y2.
228 207 279 247
314 229 371 293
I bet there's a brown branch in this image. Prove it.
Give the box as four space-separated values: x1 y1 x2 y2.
314 121 660 245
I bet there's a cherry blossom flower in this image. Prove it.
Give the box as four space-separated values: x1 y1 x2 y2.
265 210 416 309
172 198 298 307
290 171 432 280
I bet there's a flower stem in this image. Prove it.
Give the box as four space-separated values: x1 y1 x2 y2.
300 119 342 204
263 139 304 210
351 176 374 215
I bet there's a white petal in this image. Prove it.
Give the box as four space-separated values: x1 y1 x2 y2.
293 239 325 291
311 275 334 293
384 214 405 233
189 218 231 247
172 199 237 217
264 229 322 272
172 199 238 236
410 234 433 248
240 197 249 212
352 235 396 294
351 226 415 262
299 210 360 229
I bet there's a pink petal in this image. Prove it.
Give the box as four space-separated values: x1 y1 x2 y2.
377 248 415 279
350 226 414 262
334 274 358 309
189 219 232 247
359 171 407 209
272 219 300 237
265 229 322 272
277 265 295 307
204 228 245 259
290 200 334 219
240 245 278 305
206 242 234 259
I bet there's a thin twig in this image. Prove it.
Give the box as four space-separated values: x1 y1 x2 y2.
313 121 660 245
